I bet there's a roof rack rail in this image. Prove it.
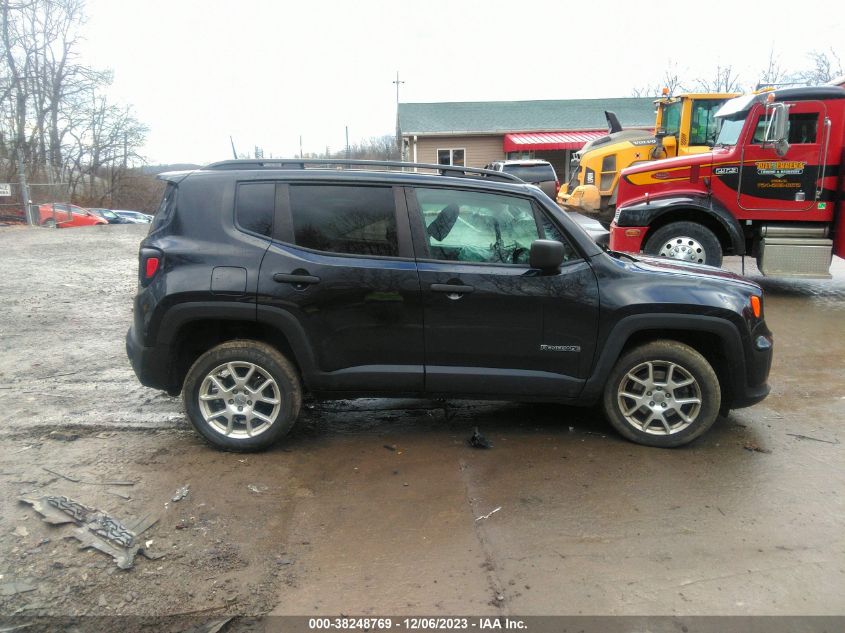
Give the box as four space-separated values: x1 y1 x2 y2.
202 158 523 183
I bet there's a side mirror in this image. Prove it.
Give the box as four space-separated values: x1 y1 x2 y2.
529 239 565 272
765 102 790 156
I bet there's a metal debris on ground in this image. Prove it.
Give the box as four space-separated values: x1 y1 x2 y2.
40 466 134 486
475 506 502 521
47 430 79 442
19 495 160 569
743 442 772 454
786 433 840 445
172 485 190 502
468 427 492 449
0 580 37 596
247 484 268 493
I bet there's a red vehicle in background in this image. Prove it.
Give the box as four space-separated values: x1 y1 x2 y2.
38 203 108 228
609 86 845 278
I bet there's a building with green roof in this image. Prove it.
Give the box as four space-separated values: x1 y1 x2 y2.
398 97 656 182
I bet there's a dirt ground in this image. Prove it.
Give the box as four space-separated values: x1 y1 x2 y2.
0 224 843 628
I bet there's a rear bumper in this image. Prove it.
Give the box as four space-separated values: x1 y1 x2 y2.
126 325 171 392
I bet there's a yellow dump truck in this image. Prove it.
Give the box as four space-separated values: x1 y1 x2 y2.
557 92 738 222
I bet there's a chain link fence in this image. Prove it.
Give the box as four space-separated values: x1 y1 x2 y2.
0 181 71 226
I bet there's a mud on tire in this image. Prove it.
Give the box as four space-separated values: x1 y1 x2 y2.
602 340 721 448
183 340 302 452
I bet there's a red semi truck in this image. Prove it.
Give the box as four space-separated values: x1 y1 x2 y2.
609 86 845 278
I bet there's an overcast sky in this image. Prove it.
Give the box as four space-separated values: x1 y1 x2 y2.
78 0 842 165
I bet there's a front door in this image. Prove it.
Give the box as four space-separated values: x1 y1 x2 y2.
738 101 825 211
406 186 599 398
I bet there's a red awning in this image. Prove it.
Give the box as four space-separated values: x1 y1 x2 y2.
503 130 608 152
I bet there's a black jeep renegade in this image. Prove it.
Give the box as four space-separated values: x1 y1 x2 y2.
126 159 773 450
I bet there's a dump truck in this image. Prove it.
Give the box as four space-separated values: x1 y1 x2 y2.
558 92 738 222
609 85 845 278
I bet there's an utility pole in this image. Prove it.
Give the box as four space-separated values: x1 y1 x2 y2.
16 154 32 225
392 71 405 158
345 126 350 160
299 135 303 159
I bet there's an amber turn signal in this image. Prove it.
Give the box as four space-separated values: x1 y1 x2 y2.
750 295 761 318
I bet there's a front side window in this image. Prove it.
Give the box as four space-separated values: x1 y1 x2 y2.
751 112 819 145
235 182 274 236
415 188 540 265
289 185 398 257
659 101 682 136
437 148 465 166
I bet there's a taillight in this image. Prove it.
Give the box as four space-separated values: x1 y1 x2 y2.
555 178 560 194
145 257 160 278
139 247 162 287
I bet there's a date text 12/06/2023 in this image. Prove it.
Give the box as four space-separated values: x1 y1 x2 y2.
307 618 528 630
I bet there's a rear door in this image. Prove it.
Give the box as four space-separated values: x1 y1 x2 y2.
257 182 424 393
407 186 599 398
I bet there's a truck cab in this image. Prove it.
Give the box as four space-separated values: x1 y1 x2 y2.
609 86 845 278
558 92 736 222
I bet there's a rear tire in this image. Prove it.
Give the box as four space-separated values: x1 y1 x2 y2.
644 221 722 267
602 340 721 448
183 340 302 452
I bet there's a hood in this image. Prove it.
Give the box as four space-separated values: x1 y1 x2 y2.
610 251 760 289
622 151 714 176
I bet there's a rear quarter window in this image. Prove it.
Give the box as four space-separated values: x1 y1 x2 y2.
235 182 274 237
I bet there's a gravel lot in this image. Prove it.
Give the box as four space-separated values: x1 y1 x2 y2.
0 224 843 630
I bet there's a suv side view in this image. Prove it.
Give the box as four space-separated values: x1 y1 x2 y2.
126 159 773 451
485 159 559 199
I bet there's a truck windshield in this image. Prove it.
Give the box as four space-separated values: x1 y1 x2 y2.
714 117 745 146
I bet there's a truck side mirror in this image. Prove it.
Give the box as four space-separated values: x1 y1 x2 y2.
529 239 565 272
764 102 790 157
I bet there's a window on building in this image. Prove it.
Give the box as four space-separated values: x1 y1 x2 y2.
289 185 398 257
437 148 465 166
235 182 274 237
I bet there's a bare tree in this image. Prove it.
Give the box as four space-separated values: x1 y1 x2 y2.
758 48 788 88
794 48 843 84
631 62 685 98
695 64 742 93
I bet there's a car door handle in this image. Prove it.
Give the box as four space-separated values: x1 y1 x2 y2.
273 273 320 285
430 283 474 294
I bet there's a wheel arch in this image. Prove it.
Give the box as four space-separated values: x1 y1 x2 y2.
157 302 317 395
644 206 744 256
582 314 745 410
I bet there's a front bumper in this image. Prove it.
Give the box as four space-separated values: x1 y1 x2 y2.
608 222 648 253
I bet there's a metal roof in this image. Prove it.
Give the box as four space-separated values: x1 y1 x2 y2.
399 98 656 135
504 131 610 151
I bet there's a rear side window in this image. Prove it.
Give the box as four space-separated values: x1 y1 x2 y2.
289 185 398 257
150 183 177 232
236 182 274 236
502 164 555 183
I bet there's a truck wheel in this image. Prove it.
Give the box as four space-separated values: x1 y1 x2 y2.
602 340 721 448
182 340 302 452
644 222 722 267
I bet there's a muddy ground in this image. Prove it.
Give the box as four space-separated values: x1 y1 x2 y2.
0 224 843 627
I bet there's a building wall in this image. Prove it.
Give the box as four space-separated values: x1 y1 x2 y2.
407 135 504 167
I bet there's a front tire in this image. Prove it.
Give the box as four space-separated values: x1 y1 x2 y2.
183 340 302 451
644 221 722 267
602 340 721 448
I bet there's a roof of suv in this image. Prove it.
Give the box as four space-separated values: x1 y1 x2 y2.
492 159 554 166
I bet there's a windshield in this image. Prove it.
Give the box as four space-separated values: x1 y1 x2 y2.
714 116 746 146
